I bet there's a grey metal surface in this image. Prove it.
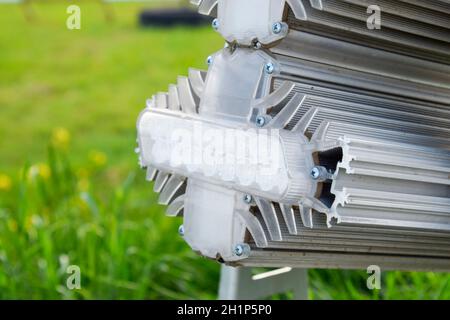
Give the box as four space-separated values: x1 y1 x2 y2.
285 0 450 63
219 266 308 300
238 249 450 272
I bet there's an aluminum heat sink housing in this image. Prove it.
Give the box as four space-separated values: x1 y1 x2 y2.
136 0 450 271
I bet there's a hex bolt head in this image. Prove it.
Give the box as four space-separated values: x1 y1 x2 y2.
206 55 213 66
243 194 253 204
212 18 219 30
178 225 185 237
272 22 283 34
234 243 250 257
264 62 275 74
256 116 268 127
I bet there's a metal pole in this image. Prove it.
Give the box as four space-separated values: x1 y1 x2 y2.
218 265 308 300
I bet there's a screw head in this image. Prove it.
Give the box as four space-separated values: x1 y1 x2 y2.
272 22 283 34
311 167 321 180
212 18 219 30
178 225 185 236
206 55 213 66
264 62 275 74
234 244 250 257
256 116 267 127
252 40 262 49
234 245 244 256
243 194 253 204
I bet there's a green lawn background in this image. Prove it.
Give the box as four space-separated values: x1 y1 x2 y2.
0 2 448 299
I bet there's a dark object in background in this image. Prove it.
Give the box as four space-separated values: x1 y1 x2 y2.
139 8 211 27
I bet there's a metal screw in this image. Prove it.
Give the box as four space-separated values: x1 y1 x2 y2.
206 55 213 66
272 22 283 34
311 166 333 181
234 244 250 257
252 40 262 49
243 194 253 204
256 116 268 127
178 225 185 236
264 62 275 74
311 167 321 180
212 18 219 30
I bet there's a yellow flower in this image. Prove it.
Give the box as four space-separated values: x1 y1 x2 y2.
89 150 107 167
7 219 18 233
52 127 71 149
38 163 51 180
28 163 51 181
77 178 90 191
0 174 12 191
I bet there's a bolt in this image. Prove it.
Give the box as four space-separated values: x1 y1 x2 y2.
206 55 213 66
234 244 250 257
178 225 185 236
212 18 219 30
272 22 283 34
311 166 333 181
256 115 268 127
264 62 275 74
252 40 262 49
243 194 253 204
311 167 321 180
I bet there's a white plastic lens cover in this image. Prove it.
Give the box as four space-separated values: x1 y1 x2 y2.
216 0 288 45
137 108 313 204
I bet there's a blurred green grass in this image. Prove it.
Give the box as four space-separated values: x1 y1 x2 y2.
0 2 448 299
0 2 220 173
